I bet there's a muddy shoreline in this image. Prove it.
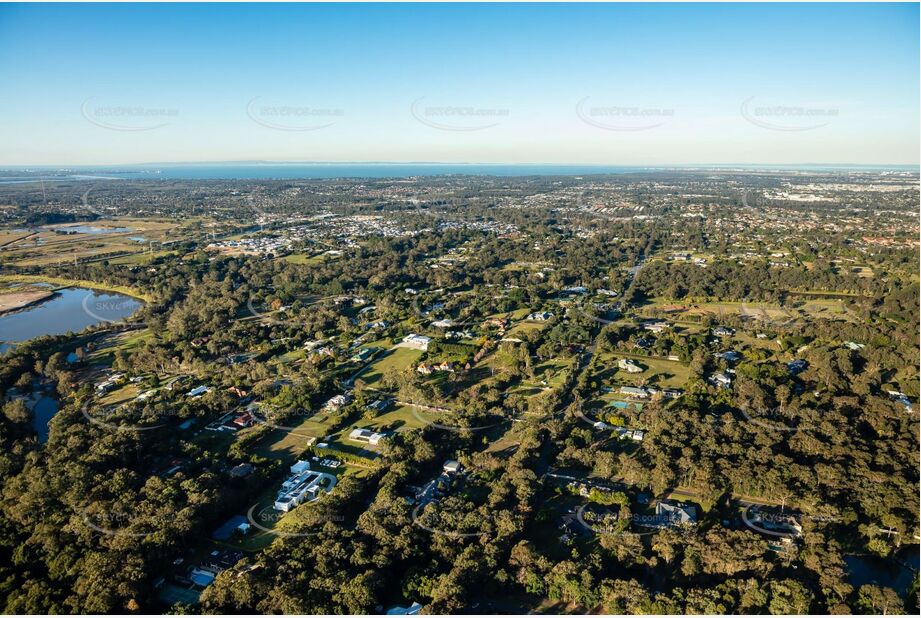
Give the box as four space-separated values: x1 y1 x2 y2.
0 289 58 316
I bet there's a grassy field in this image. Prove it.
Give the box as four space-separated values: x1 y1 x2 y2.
505 320 548 337
357 347 422 385
97 383 140 406
252 413 333 461
512 357 572 393
593 353 691 390
352 403 429 433
796 298 850 319
86 329 155 364
273 349 306 365
280 253 327 265
0 219 184 267
0 274 152 302
0 230 34 246
108 250 176 265
637 297 853 326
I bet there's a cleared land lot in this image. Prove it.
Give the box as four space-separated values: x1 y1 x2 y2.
97 383 140 407
252 414 331 461
280 253 328 265
351 403 429 433
505 317 552 338
86 329 155 364
356 346 422 385
637 297 853 326
593 352 691 390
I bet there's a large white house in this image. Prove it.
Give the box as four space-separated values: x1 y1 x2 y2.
401 334 432 351
619 386 650 398
348 427 386 446
274 468 323 512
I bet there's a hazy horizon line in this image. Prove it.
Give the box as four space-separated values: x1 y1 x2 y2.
3 161 919 171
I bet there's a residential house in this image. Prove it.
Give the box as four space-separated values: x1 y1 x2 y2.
482 317 509 330
227 386 248 399
348 427 386 446
232 412 255 428
417 361 454 375
228 463 255 479
365 399 391 413
655 501 698 527
187 385 211 398
619 386 650 398
401 334 432 351
887 390 913 411
613 427 645 441
324 394 352 410
386 602 423 615
273 468 324 513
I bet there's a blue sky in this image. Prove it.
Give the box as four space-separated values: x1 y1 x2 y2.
0 2 917 166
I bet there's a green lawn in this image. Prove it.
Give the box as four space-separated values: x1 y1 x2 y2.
273 349 306 365
0 274 152 302
280 253 327 265
637 296 854 327
593 353 691 390
352 403 429 433
506 321 548 337
97 383 140 406
357 347 423 385
108 250 176 265
87 329 154 365
252 412 333 461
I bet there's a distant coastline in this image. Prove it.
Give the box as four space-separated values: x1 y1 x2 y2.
1 162 918 183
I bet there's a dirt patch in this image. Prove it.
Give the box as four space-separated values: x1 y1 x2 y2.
0 289 55 315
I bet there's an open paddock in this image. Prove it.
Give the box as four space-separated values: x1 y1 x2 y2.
593 353 691 390
356 346 422 385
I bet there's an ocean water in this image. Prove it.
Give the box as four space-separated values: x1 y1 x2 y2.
2 163 916 183
2 164 652 181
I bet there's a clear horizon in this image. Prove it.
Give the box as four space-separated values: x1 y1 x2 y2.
1 2 918 166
